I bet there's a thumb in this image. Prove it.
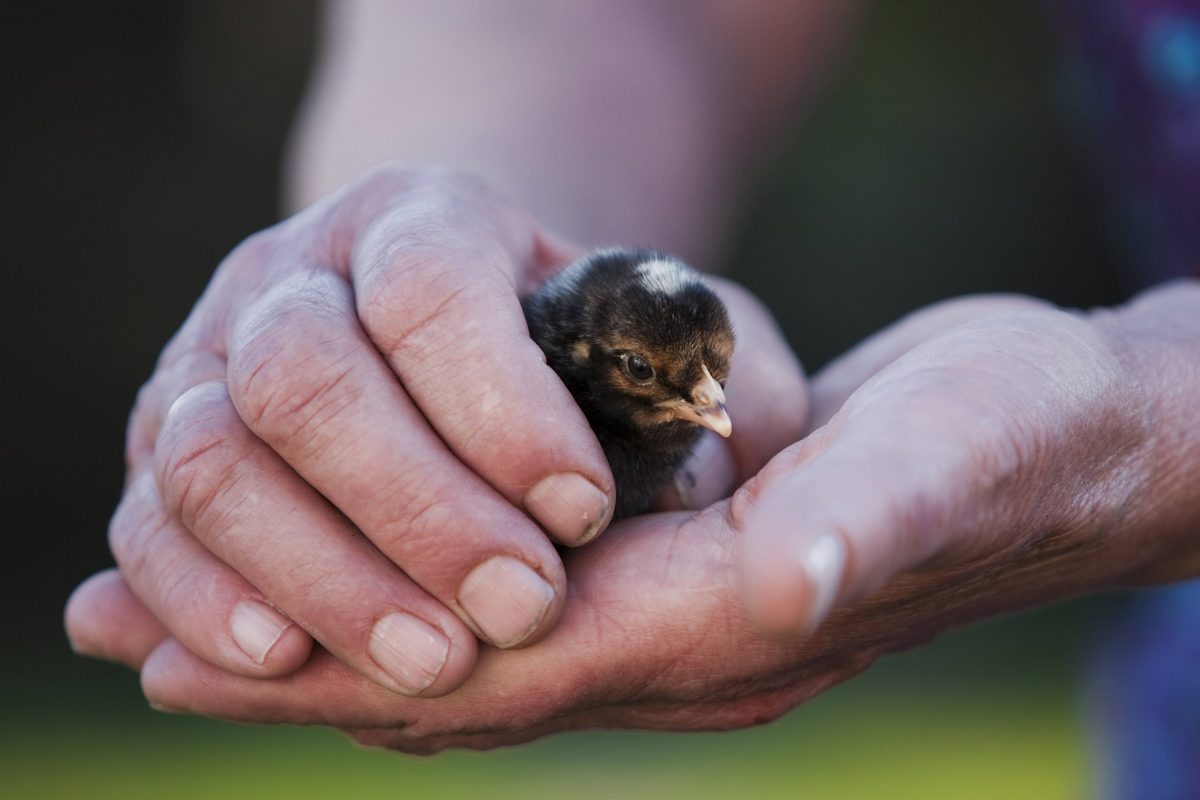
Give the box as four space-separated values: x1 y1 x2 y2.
737 388 997 636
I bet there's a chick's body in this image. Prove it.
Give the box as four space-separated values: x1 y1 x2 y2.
522 249 735 518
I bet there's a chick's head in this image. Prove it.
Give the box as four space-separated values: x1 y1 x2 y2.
578 254 735 437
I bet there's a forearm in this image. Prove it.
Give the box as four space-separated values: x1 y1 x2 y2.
1097 279 1200 583
285 0 856 266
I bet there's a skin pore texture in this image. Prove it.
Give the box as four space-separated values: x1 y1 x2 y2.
64 0 1200 752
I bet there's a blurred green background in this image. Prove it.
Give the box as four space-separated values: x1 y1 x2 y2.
4 1 1131 797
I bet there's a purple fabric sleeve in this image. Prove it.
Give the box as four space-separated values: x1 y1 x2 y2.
1057 0 1200 286
1055 3 1200 798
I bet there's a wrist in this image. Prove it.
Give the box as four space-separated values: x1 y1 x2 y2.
1090 279 1200 583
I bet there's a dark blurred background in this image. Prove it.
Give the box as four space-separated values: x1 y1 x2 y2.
4 1 1128 797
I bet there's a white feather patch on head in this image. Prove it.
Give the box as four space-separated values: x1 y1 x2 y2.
635 257 698 296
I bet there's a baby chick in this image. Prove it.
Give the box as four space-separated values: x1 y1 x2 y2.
523 248 734 518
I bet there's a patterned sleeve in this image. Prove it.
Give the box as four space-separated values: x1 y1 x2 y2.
1056 0 1200 285
1058 5 1200 798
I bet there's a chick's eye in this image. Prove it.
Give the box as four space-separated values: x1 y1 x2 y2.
623 353 654 382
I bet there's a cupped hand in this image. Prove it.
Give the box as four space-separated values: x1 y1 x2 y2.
72 270 1191 754
64 267 811 749
70 165 629 698
68 502 870 755
80 289 1193 753
739 293 1177 635
65 164 809 700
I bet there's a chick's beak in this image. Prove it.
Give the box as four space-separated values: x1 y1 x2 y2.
669 364 732 437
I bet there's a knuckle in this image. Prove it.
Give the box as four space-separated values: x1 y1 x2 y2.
157 555 210 615
348 163 509 230
371 471 462 557
129 349 232 478
108 475 171 578
228 277 363 451
357 244 503 359
217 228 284 279
154 383 250 533
128 351 225 454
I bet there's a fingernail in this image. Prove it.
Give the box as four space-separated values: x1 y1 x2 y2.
230 600 292 665
674 432 738 509
524 472 610 546
798 535 847 633
458 556 556 648
368 612 449 695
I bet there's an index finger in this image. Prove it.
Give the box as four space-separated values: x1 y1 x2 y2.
352 176 615 545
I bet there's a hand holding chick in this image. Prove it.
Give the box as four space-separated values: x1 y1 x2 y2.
67 169 810 717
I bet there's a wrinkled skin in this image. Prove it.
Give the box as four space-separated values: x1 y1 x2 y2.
68 267 1200 753
65 163 807 700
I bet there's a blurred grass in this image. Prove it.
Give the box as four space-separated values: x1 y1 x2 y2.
7 604 1095 800
5 696 1079 800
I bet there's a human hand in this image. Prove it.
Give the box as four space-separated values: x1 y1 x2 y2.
65 163 808 699
741 286 1200 634
72 501 863 755
70 165 637 698
65 273 811 747
70 285 1198 753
